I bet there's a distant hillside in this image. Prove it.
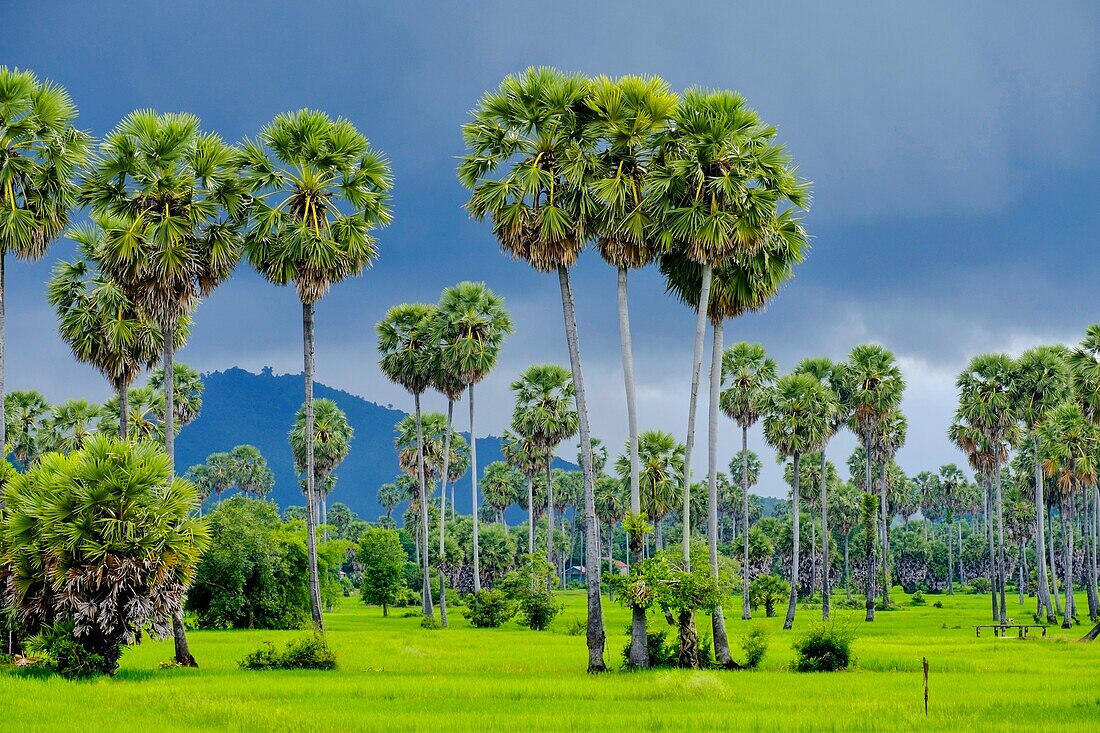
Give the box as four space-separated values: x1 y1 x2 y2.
177 367 575 521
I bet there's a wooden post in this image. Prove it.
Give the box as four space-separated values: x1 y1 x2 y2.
922 657 929 716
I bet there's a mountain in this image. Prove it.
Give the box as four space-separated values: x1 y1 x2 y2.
177 367 575 520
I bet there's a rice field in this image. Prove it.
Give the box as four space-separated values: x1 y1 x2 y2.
3 590 1098 732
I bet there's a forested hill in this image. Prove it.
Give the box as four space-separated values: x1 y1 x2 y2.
176 367 576 521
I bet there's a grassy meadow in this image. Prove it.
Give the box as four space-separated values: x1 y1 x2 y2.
3 590 1099 732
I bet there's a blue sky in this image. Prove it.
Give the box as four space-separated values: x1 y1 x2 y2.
4 1 1099 497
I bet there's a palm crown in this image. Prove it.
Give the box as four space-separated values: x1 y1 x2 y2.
433 281 513 386
846 344 904 442
290 398 353 483
510 364 578 452
763 373 835 459
720 342 777 428
377 303 439 396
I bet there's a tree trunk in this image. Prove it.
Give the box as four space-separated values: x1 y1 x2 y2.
1049 504 1063 616
706 320 731 664
843 531 851 601
546 453 554 588
1018 539 1026 606
0 250 5 453
301 301 325 633
114 380 130 442
1033 434 1054 620
438 398 454 627
879 457 890 608
618 267 648 668
821 449 830 621
994 457 1007 624
681 264 711 566
470 383 481 594
864 436 875 622
946 520 954 594
677 610 699 669
414 392 434 619
742 425 752 620
527 477 535 554
557 265 606 673
1063 494 1074 628
1092 485 1100 621
984 478 997 622
784 452 801 630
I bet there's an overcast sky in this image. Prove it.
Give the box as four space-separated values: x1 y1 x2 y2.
5 1 1098 497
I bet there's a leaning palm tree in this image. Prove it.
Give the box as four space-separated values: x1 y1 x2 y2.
763 372 834 629
502 429 544 554
82 111 244 665
955 353 1017 624
1038 401 1098 628
240 109 392 633
377 303 437 620
511 364 578 582
433 281 512 593
721 343 776 620
0 67 90 452
587 76 676 667
845 344 904 621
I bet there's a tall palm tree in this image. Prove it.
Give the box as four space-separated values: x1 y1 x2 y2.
426 339 464 627
1038 401 1097 628
1011 345 1070 621
377 304 437 620
587 76 676 667
763 372 834 629
502 429 543 554
433 281 512 593
955 353 1017 624
458 67 608 671
846 344 904 621
292 399 353 538
874 408 908 607
0 67 90 452
3 390 48 468
1069 327 1100 623
949 417 1001 619
616 430 684 553
229 444 275 499
241 109 392 633
829 480 861 600
721 343 776 620
511 364 578 582
939 464 968 594
82 111 244 664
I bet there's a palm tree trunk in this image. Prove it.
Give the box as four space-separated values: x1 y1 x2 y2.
1063 493 1074 628
0 250 5 453
438 398 455 627
1033 435 1054 620
1092 485 1100 621
1018 538 1026 606
545 453 554 588
414 392 434 619
298 301 325 635
946 520 954 594
821 450 830 620
958 521 964 586
984 478 996 622
879 457 890 608
681 263 712 566
994 457 1007 624
784 452 801 630
527 477 535 554
742 425 752 620
1049 504 1063 616
864 435 876 622
844 531 851 601
115 381 130 442
470 383 481 594
618 267 648 668
556 265 606 673
706 320 731 664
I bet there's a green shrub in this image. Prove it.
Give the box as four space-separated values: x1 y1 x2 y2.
239 635 336 670
740 627 768 669
834 597 864 610
970 578 992 594
420 615 442 630
910 590 926 606
564 618 585 636
792 622 854 672
749 574 789 617
621 628 678 668
933 600 944 609
23 622 109 679
463 589 515 628
497 555 562 631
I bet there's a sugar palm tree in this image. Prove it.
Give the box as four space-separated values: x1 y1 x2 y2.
939 463 968 593
482 461 524 526
377 303 437 620
39 399 101 454
82 110 244 664
502 429 544 554
874 407 908 607
150 363 204 433
829 480 861 600
763 372 834 629
426 338 464 626
615 430 685 554
845 344 904 621
458 67 608 670
1038 401 1098 628
433 281 512 592
721 343 776 620
291 399 352 539
1011 345 1070 621
511 364 578 581
376 480 405 528
241 109 391 633
0 67 90 452
229 444 275 499
4 390 48 468
955 353 1017 624
949 417 1002 619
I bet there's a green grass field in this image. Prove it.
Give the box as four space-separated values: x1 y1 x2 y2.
3 590 1098 732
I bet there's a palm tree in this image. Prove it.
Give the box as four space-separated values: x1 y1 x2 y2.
1069 327 1100 625
846 344 904 621
291 398 352 533
376 480 406 528
874 408 908 607
82 111 244 665
617 430 684 554
377 304 437 620
721 343 776 620
38 399 100 454
433 281 512 593
482 461 524 526
0 67 90 452
587 76 676 666
4 390 48 468
229 444 275 499
949 417 1002 620
511 364 578 583
763 372 834 629
241 109 392 633
502 429 544 554
1038 401 1097 628
955 353 1017 624
938 464 968 594
829 480 861 600
458 67 608 671
150 364 204 433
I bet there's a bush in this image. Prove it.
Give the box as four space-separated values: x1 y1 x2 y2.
621 628 678 668
739 627 768 669
497 555 562 631
239 635 336 671
749 574 789 617
420 615 442 630
910 590 926 606
792 622 854 672
22 621 109 679
834 597 864 610
463 589 515 628
358 527 407 617
969 578 992 594
933 600 944 609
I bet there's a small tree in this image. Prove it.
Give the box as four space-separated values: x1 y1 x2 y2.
749 574 789 618
358 527 407 617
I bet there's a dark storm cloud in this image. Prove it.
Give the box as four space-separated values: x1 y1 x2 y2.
3 0 1098 496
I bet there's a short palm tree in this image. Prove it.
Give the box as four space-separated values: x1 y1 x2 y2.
845 344 904 621
1013 345 1071 620
433 281 512 592
616 430 684 552
39 399 101 454
458 67 607 671
482 461 524 526
150 363 204 433
511 364 578 580
0 68 90 452
241 109 392 633
229 444 274 499
377 303 437 620
829 480 862 600
502 429 544 554
763 372 834 629
376 480 405 528
4 390 48 468
721 343 776 620
291 399 352 538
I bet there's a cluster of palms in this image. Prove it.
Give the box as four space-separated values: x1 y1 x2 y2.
1 67 393 657
185 444 275 506
950 330 1100 630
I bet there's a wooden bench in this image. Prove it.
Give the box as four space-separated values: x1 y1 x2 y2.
974 624 1047 639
